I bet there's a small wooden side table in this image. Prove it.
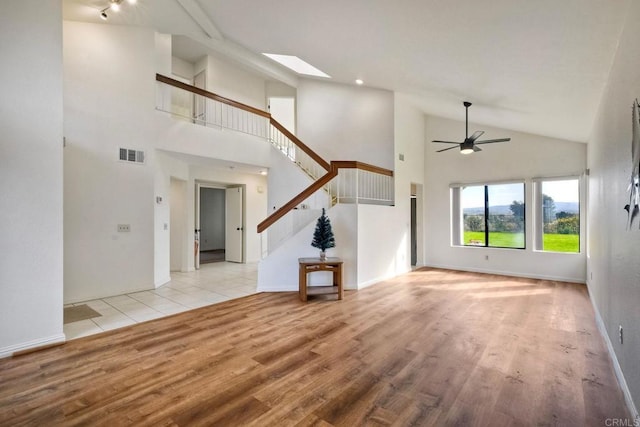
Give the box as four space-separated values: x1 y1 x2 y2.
298 257 343 302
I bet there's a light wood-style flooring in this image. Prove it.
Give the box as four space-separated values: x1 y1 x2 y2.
0 268 630 426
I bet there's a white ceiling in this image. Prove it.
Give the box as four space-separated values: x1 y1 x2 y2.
64 0 631 143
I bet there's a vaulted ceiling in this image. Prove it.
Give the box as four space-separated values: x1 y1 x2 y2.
63 0 631 142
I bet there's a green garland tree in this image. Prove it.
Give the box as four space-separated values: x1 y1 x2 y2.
311 208 335 257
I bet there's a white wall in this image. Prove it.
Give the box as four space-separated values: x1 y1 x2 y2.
356 94 427 287
424 115 587 282
266 81 296 98
153 34 173 286
587 0 640 416
297 80 394 169
356 204 409 287
170 178 188 271
157 151 190 277
205 53 267 110
395 95 426 266
154 117 271 167
0 1 65 356
64 21 273 301
258 204 358 291
64 22 158 302
172 56 195 80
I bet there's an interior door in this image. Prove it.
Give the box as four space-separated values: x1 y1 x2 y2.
411 196 417 266
225 187 243 263
268 97 296 134
195 183 202 269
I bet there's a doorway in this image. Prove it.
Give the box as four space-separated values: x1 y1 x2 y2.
195 182 244 269
411 196 417 266
410 183 424 267
199 188 226 264
268 97 295 133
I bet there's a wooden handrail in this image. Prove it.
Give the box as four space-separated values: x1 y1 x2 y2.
330 161 394 177
270 118 331 171
156 73 271 118
257 161 394 233
155 73 395 233
157 73 332 172
257 169 338 233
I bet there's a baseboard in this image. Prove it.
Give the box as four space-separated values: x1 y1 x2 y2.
423 263 585 284
258 268 411 293
357 268 412 290
0 333 66 359
586 283 639 422
256 284 297 292
64 284 153 305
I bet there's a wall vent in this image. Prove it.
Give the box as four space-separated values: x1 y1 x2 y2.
119 148 145 164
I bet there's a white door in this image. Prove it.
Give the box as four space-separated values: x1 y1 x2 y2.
195 183 202 269
225 187 243 263
268 97 296 134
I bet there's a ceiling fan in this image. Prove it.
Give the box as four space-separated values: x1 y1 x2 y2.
433 101 511 154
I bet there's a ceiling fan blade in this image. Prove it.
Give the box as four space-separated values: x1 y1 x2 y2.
473 145 482 152
436 145 460 153
468 130 484 142
475 138 511 145
432 140 460 144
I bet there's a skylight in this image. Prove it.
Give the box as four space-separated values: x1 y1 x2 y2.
262 54 331 78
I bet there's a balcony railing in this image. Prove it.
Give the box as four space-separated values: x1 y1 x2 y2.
155 74 271 138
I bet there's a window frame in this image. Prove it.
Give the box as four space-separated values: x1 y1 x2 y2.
532 176 582 254
451 180 526 250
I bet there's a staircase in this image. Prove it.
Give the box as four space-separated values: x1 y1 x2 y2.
155 73 394 256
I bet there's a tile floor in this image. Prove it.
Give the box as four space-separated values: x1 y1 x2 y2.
64 262 258 340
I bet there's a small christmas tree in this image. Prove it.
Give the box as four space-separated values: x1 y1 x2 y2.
311 208 335 259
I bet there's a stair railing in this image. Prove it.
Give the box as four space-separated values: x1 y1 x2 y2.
257 161 393 254
154 74 394 254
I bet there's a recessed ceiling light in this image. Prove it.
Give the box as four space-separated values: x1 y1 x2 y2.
260 170 267 176
262 54 330 78
110 1 121 12
355 79 364 85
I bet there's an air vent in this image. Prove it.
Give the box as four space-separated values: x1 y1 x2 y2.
119 148 145 164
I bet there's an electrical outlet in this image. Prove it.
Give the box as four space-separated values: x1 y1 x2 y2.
485 255 489 261
117 224 130 232
619 325 623 344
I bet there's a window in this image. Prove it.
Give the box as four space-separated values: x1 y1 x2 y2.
456 182 525 249
535 178 580 253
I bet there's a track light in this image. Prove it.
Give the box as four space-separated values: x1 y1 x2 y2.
98 0 136 20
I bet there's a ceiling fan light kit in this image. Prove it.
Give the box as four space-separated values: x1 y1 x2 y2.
432 102 511 154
